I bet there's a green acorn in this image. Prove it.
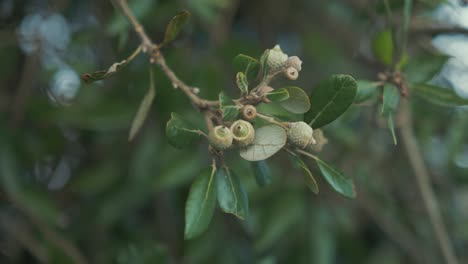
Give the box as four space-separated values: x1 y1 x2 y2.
208 125 233 150
287 121 316 149
231 120 255 147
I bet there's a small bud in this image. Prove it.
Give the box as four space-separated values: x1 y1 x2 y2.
305 129 328 153
266 45 288 72
242 105 257 120
208 125 233 150
231 120 255 147
287 121 315 149
284 56 302 71
284 67 299 80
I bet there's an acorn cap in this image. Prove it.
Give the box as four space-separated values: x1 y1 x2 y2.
231 120 255 147
208 125 233 150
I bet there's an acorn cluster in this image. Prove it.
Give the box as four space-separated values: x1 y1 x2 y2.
208 119 255 151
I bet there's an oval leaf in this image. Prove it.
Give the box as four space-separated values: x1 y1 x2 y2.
316 158 355 198
236 72 249 94
381 83 400 115
165 113 201 149
216 167 249 219
184 166 217 239
412 83 468 106
355 80 379 103
278 87 311 114
251 161 272 187
239 125 287 161
233 54 260 82
372 29 393 66
305 75 357 129
266 88 289 102
129 69 156 141
163 11 191 45
219 92 239 121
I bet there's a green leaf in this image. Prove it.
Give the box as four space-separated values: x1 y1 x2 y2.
165 113 201 149
354 80 379 103
184 166 217 239
218 92 239 121
372 29 393 66
316 158 356 198
236 72 249 95
216 166 249 219
162 11 191 45
128 68 156 141
251 161 272 187
233 54 260 82
388 112 398 145
278 87 311 114
401 0 413 55
381 83 400 115
81 46 141 83
290 155 319 194
266 88 289 102
240 125 287 161
260 49 270 79
404 54 449 83
412 83 468 106
305 75 357 128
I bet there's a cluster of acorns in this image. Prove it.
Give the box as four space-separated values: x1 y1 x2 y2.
208 106 327 153
208 45 327 153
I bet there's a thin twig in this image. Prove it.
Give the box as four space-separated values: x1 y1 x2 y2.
399 100 459 264
0 214 49 263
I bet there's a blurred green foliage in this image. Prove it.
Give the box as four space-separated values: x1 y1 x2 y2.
1 0 468 263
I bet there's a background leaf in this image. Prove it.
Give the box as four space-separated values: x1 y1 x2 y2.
381 83 400 115
305 75 357 128
233 54 260 82
185 166 217 240
251 161 272 187
315 158 355 198
372 29 393 66
163 11 191 45
165 113 201 149
128 68 156 141
216 167 249 219
412 83 468 106
290 155 319 194
354 80 379 103
278 87 311 114
240 125 287 161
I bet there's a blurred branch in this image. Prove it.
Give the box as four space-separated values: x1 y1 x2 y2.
9 53 40 128
399 100 459 264
28 216 88 264
0 214 48 263
113 0 218 110
356 189 426 264
8 197 88 264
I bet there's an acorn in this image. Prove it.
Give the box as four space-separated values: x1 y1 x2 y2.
306 129 328 153
266 45 288 72
242 105 257 121
208 125 233 150
231 120 255 147
286 121 316 149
